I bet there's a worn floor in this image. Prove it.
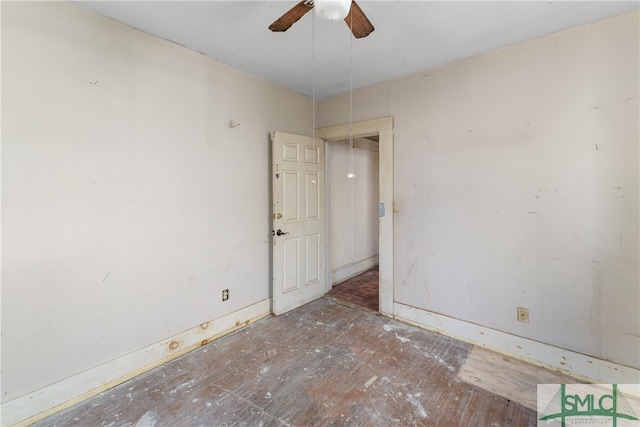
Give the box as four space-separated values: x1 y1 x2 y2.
34 298 538 427
326 268 379 312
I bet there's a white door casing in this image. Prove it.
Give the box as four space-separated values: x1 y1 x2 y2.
317 117 394 317
271 131 326 315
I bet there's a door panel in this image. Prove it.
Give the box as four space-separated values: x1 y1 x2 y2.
272 131 325 315
283 171 299 222
306 172 320 220
282 238 299 293
305 234 320 285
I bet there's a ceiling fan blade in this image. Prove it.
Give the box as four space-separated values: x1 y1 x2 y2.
344 1 374 39
269 1 313 32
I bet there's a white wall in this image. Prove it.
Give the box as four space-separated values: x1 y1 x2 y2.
2 1 312 403
329 138 379 283
319 12 639 370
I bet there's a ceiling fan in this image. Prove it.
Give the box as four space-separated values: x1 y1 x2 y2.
269 0 375 39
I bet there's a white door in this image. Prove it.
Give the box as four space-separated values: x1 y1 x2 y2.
271 131 326 315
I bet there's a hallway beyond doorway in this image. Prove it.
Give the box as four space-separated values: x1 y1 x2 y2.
326 267 379 312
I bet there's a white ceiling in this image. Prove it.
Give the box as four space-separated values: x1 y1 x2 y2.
75 1 638 100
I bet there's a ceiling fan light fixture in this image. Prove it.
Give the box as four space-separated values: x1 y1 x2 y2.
314 0 351 22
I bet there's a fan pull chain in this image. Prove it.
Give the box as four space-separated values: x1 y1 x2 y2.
312 9 316 141
311 9 318 177
347 10 355 179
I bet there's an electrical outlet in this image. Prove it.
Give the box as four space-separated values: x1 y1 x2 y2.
222 289 229 301
517 306 529 323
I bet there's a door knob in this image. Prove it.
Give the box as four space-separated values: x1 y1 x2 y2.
276 229 289 236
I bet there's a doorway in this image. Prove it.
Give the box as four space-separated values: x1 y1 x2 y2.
316 117 394 317
326 136 380 311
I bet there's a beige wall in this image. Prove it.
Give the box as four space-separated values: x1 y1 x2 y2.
2 1 312 402
319 11 639 369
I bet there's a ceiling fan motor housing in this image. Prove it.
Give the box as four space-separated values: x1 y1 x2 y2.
315 0 352 22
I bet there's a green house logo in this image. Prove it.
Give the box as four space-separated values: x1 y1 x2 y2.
539 384 639 427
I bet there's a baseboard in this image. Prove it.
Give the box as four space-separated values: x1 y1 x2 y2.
393 302 640 385
331 256 378 285
1 299 271 427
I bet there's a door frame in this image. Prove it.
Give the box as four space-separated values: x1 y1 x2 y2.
316 117 394 317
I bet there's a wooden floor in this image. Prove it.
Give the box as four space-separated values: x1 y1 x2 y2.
326 268 379 312
34 298 538 426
